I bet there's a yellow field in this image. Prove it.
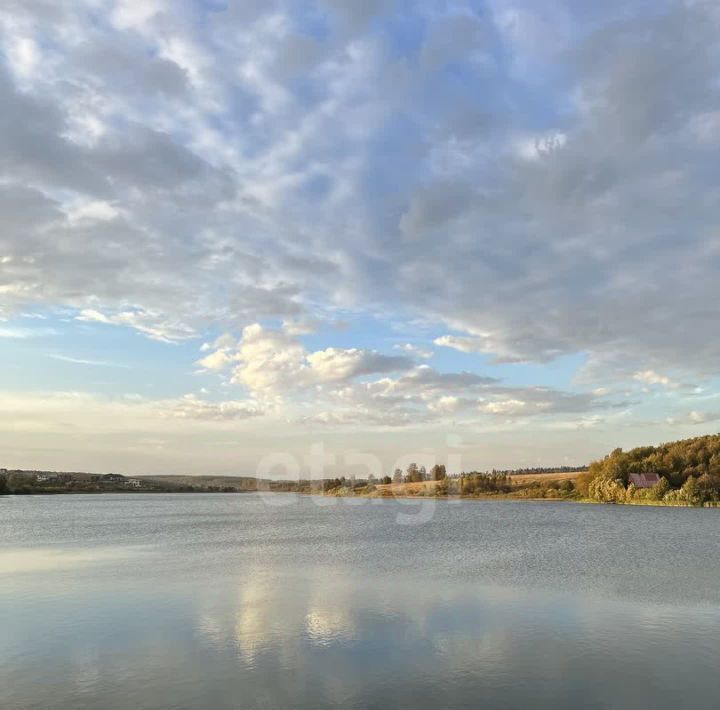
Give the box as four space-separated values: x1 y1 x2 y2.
508 470 583 485
375 471 583 496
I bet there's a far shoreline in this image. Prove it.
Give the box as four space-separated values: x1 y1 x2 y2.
4 488 718 509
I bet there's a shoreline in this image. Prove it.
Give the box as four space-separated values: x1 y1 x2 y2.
3 489 718 508
307 489 720 508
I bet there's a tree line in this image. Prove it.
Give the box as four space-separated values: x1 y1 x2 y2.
578 433 720 505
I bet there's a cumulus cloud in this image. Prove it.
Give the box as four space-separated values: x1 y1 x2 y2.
196 349 235 372
307 348 412 381
199 323 414 395
192 324 616 427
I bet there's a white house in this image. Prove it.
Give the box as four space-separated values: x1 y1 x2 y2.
36 473 59 483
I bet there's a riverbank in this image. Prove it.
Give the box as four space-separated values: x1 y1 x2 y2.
320 475 720 508
320 490 720 507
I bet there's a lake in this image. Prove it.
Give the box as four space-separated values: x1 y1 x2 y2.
2 493 720 709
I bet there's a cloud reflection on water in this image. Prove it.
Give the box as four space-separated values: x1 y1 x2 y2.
0 546 151 574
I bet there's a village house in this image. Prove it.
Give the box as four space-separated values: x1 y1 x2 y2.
101 473 126 483
36 473 72 484
628 473 662 489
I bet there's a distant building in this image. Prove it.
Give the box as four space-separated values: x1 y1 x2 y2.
126 479 143 488
629 473 661 489
36 473 59 483
102 473 125 482
36 473 72 484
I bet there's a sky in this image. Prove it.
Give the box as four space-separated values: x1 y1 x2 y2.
2 0 720 477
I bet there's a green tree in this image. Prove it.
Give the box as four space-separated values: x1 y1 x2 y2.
575 472 593 498
697 474 720 502
584 434 720 501
681 476 702 505
405 463 419 483
588 476 625 503
431 464 447 481
649 476 670 501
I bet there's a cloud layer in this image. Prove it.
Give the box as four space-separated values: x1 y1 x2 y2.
2 1 719 377
2 0 720 470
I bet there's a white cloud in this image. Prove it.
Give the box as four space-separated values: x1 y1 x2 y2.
428 395 462 414
666 410 720 427
282 318 322 336
479 398 528 415
633 370 674 388
189 323 617 427
77 308 196 343
434 334 489 354
64 200 120 223
49 354 129 368
111 0 166 31
1 0 720 458
514 131 567 161
6 36 39 79
229 324 312 394
168 394 262 421
394 343 433 359
196 349 235 372
307 347 411 382
201 324 414 396
0 326 56 338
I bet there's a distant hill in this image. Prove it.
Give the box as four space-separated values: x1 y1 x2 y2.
140 474 259 490
0 469 264 494
0 469 305 494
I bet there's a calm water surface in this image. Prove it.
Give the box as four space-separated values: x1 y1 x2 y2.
2 493 720 709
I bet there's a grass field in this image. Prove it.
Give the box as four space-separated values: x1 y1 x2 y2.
374 471 583 497
508 470 583 485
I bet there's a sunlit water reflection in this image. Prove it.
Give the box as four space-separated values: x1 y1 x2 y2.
2 493 719 709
